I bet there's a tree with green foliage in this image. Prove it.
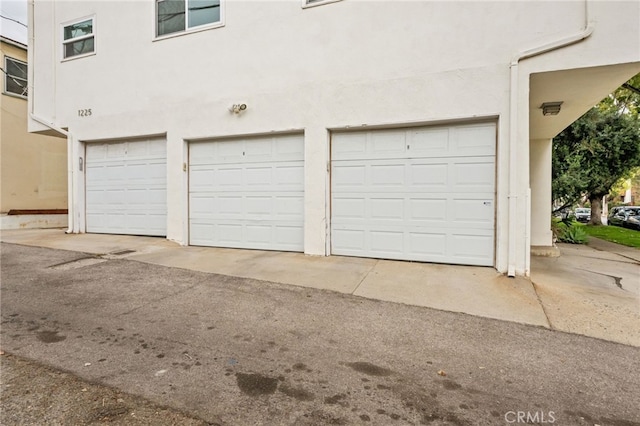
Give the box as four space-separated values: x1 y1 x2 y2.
598 74 640 117
552 89 640 225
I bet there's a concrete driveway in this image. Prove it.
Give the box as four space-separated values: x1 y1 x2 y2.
531 238 640 346
1 228 638 346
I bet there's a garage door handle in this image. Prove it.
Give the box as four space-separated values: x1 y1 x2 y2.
484 201 491 206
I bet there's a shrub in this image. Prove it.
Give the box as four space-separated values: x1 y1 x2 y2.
557 224 589 244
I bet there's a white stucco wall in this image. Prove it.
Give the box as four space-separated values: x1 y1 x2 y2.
530 139 553 247
29 0 640 275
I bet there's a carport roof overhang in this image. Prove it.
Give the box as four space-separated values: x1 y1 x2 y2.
530 62 640 140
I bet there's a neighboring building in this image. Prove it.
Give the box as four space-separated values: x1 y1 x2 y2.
614 174 640 205
630 174 640 205
28 0 640 276
1 36 67 229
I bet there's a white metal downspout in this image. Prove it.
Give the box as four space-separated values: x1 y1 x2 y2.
28 0 74 234
507 1 594 277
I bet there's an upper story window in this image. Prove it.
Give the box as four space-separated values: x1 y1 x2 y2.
62 17 95 59
4 57 28 98
156 0 222 37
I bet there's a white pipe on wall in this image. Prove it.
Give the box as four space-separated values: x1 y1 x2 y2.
506 0 594 276
28 0 75 234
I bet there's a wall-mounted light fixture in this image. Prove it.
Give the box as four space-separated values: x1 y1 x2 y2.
540 101 563 116
230 104 247 114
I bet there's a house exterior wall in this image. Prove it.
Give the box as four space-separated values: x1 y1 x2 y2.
28 0 640 275
0 39 67 214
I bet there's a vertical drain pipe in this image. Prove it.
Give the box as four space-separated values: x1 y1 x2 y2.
28 0 73 233
507 0 594 276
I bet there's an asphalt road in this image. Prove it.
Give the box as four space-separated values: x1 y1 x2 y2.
1 243 639 426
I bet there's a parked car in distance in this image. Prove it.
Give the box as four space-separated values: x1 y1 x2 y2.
574 208 591 223
608 206 640 229
622 207 640 230
608 207 627 227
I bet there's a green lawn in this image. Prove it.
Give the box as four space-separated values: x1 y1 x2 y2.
582 224 640 248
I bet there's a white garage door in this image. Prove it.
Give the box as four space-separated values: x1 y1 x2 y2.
85 138 167 236
189 134 304 252
331 122 495 266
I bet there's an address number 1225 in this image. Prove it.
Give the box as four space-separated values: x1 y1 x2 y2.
78 109 92 117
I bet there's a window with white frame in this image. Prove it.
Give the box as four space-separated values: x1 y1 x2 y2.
156 0 221 37
4 57 28 98
63 17 95 59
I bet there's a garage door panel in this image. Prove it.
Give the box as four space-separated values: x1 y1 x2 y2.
276 135 305 156
275 196 304 219
453 162 494 187
125 163 165 181
245 167 273 185
370 198 404 220
409 163 448 187
218 141 244 161
452 124 496 156
276 225 304 246
409 232 447 256
333 197 366 220
275 165 304 186
409 198 447 221
218 168 243 187
332 228 366 251
408 128 450 156
218 224 243 244
332 123 495 266
333 164 366 186
104 189 126 205
371 130 407 155
125 189 150 204
246 225 271 243
189 134 304 252
107 143 126 158
451 233 494 261
105 214 126 229
86 138 167 237
189 223 215 245
450 199 494 227
370 231 404 254
189 142 217 164
245 139 272 158
217 196 243 217
190 195 215 215
370 164 405 186
332 133 367 158
189 169 216 190
245 196 272 216
126 142 149 157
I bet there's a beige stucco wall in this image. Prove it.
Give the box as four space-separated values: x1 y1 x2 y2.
1 40 67 213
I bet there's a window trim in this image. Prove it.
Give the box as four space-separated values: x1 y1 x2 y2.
61 15 96 61
302 0 343 9
3 56 28 98
154 0 225 41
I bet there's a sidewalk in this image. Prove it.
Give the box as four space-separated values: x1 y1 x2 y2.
2 228 639 346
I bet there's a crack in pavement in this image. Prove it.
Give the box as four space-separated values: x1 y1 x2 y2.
582 269 624 290
529 280 553 330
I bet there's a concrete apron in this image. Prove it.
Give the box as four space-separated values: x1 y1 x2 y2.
2 229 638 346
531 242 640 347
